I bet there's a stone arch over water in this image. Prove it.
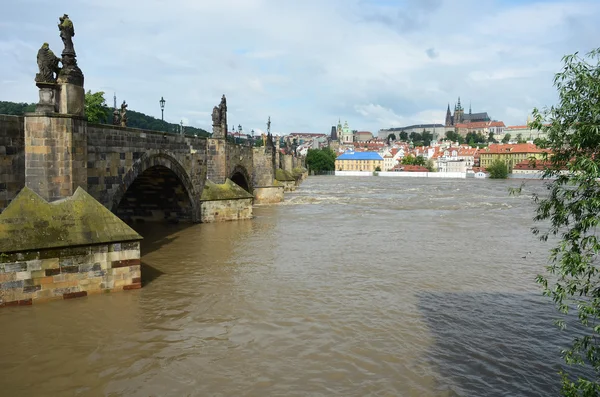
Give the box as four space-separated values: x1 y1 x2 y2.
230 164 252 193
111 151 200 223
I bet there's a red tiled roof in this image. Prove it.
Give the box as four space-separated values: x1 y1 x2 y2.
481 143 545 154
455 121 506 129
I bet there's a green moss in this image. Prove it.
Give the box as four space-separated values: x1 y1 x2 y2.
292 167 307 177
0 187 142 254
276 169 295 181
201 179 254 201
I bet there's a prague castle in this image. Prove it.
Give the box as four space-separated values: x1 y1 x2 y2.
445 97 491 127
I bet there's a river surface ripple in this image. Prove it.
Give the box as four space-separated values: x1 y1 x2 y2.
0 176 579 396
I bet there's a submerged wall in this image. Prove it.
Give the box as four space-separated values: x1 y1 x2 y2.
0 187 143 307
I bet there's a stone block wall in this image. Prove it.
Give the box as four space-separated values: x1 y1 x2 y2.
254 186 284 204
24 114 87 202
281 154 293 172
0 241 141 307
87 125 207 217
252 147 276 188
0 115 25 212
206 138 227 184
200 198 253 223
226 141 254 184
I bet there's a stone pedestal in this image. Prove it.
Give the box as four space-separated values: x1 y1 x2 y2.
24 113 87 202
57 83 85 116
35 82 58 114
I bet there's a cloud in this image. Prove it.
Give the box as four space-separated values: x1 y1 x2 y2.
0 0 599 135
425 48 438 59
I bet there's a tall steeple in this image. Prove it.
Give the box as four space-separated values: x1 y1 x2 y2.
457 96 462 111
469 102 472 115
445 103 452 127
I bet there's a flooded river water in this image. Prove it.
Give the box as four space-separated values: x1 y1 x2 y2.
0 176 577 396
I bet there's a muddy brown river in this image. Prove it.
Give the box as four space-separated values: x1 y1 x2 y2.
0 177 579 396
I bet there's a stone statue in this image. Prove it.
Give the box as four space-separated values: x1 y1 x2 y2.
120 100 128 127
212 106 220 125
112 108 120 126
218 95 227 125
56 14 84 86
35 43 60 83
58 14 75 55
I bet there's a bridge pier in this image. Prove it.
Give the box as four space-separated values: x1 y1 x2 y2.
24 111 87 202
206 138 227 184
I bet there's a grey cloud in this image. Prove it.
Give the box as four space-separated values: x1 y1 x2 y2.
425 48 438 59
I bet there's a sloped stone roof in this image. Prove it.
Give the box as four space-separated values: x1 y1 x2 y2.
0 187 142 253
201 178 254 201
275 169 296 181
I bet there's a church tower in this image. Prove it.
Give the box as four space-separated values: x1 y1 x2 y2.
454 97 464 124
343 121 352 143
445 103 452 126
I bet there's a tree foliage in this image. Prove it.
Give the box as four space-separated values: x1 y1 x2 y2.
446 130 465 144
465 131 487 145
487 159 508 179
401 155 426 166
0 99 210 137
502 133 511 144
0 101 35 115
306 147 336 172
528 48 600 396
85 90 107 124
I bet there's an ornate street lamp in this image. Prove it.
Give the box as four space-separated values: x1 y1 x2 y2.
159 96 166 122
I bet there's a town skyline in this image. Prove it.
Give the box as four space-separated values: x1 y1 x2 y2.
1 0 599 135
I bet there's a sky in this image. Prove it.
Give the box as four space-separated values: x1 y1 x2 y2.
1 0 599 135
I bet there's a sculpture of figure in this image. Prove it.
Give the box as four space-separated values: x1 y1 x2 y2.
58 14 75 54
35 43 60 83
112 108 120 126
120 100 128 127
218 95 227 124
212 106 220 125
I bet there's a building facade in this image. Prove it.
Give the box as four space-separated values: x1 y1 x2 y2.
335 151 383 171
479 143 546 171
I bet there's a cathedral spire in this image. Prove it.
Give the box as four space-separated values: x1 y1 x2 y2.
469 102 472 115
445 103 452 127
457 96 462 110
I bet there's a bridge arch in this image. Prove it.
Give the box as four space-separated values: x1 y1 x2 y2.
230 165 252 193
111 150 201 223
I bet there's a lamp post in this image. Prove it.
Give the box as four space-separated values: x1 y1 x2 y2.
159 96 166 123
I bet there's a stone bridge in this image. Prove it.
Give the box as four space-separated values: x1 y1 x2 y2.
0 13 311 307
0 111 304 223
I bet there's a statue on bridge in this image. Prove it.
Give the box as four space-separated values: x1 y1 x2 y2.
120 100 128 127
219 95 227 126
112 108 120 126
56 14 84 87
35 43 61 83
211 95 228 138
212 106 220 126
58 14 75 55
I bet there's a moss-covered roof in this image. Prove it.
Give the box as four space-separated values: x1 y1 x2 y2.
0 187 142 253
201 178 254 201
292 167 307 176
276 169 296 181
